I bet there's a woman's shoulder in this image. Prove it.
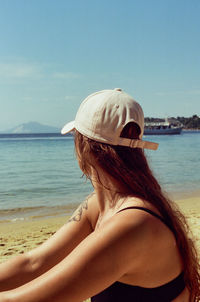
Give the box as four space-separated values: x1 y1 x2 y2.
96 196 162 247
85 193 174 245
103 196 177 255
114 196 174 239
86 194 165 234
115 196 167 225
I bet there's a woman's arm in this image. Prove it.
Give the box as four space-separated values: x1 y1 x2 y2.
0 193 96 291
0 210 150 302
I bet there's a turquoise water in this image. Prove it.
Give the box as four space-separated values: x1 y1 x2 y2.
145 132 200 195
0 132 200 221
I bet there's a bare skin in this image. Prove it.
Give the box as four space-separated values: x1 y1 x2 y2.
0 174 189 301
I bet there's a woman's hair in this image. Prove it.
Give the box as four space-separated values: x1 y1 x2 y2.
74 123 200 302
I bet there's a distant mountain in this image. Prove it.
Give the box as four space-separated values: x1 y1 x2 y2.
2 122 60 134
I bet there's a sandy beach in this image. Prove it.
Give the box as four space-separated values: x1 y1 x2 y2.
0 196 200 263
0 196 199 302
0 216 68 262
175 196 200 254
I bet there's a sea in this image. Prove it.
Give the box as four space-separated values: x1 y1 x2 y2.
0 131 200 222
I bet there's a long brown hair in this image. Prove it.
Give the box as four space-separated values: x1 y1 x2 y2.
74 123 200 301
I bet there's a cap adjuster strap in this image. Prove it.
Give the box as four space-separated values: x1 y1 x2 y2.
130 139 142 148
117 137 159 150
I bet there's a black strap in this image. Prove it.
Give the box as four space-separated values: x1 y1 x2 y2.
117 206 173 231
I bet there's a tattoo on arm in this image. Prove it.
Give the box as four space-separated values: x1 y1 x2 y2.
68 193 94 223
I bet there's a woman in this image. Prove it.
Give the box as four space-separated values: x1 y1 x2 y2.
0 88 199 301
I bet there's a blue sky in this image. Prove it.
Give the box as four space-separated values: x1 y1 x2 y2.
0 0 199 130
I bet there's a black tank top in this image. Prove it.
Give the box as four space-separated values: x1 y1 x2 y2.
91 206 185 302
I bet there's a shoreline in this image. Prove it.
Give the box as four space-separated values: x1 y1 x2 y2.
0 203 80 224
0 194 200 264
1 189 200 224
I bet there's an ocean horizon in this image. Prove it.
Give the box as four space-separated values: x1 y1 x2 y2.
0 131 200 222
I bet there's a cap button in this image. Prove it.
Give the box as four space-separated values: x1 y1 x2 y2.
114 88 122 91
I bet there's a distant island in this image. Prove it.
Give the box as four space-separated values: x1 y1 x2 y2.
1 122 60 134
145 115 200 130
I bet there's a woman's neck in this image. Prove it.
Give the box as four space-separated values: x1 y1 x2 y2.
91 169 128 214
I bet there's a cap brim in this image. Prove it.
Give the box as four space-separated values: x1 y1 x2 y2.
61 121 75 135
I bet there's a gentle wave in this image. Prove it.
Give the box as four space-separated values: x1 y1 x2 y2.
0 204 79 222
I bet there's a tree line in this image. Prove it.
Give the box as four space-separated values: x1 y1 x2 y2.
144 115 200 129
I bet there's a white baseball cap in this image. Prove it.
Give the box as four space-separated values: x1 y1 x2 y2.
61 88 158 150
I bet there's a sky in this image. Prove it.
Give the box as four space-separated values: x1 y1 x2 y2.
0 0 199 131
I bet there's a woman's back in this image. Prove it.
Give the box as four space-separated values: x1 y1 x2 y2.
87 193 189 301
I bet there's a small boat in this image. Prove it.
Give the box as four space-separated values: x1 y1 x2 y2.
144 120 182 135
